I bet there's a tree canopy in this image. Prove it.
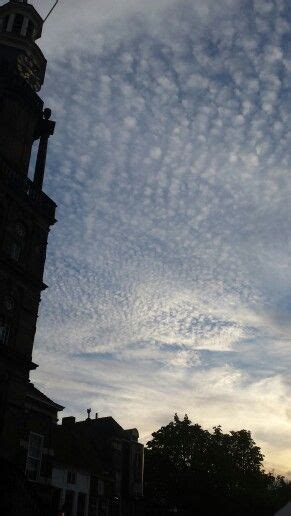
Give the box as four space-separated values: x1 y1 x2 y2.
144 414 291 515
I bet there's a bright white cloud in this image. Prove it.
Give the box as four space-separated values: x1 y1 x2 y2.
24 0 291 476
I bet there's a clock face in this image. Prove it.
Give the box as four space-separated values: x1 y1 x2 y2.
17 53 41 92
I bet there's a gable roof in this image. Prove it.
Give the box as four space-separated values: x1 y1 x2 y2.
26 383 64 412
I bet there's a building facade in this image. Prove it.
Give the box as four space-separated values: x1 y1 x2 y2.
0 0 61 506
54 414 144 516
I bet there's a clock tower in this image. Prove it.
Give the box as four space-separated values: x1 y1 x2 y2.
0 0 49 174
0 0 60 469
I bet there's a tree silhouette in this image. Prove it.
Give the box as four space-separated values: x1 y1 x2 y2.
144 414 291 515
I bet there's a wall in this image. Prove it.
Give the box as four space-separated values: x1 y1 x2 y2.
52 466 90 516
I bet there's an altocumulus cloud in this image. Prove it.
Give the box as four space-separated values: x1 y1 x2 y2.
23 0 291 475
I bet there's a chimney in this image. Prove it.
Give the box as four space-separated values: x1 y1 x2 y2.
95 413 98 419
62 416 75 427
87 408 91 420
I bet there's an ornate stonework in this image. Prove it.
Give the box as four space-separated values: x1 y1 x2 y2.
0 0 56 466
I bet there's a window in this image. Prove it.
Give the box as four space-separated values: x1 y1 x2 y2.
90 475 99 495
115 471 121 494
0 16 6 33
10 240 22 261
3 14 9 31
113 440 122 451
67 471 76 484
26 20 34 39
9 223 26 262
77 493 86 516
100 501 109 516
98 480 104 496
12 14 24 35
0 315 10 346
63 490 75 516
26 432 43 481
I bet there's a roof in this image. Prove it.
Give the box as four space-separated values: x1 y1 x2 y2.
76 417 124 434
0 1 43 39
1 2 43 22
66 417 140 445
26 383 64 412
73 417 135 450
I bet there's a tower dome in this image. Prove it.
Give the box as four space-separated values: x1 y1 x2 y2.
0 0 46 92
0 0 43 41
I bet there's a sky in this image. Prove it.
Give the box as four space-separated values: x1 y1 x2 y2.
21 0 291 475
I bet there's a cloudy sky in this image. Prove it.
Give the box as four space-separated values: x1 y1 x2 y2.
26 0 291 475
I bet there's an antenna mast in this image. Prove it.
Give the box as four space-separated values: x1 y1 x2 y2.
43 0 60 23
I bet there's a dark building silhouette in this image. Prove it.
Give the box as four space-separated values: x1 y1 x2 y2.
0 0 60 475
0 0 61 491
0 2 144 515
53 414 144 516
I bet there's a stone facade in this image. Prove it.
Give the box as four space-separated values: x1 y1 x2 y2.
0 1 58 472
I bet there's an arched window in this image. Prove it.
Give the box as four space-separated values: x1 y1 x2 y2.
9 222 26 262
0 15 9 33
26 20 35 39
0 315 10 345
10 240 22 261
12 14 24 35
